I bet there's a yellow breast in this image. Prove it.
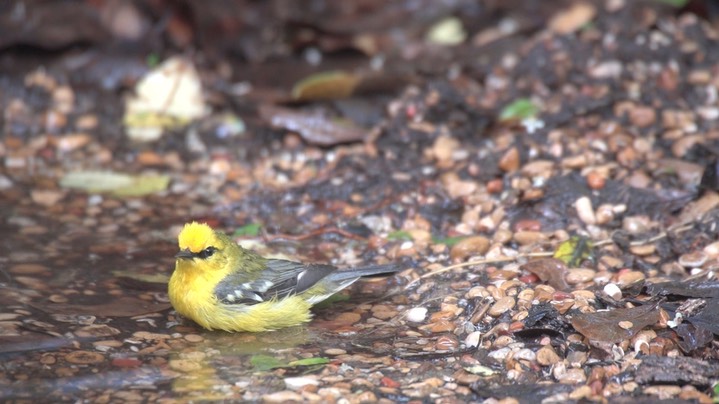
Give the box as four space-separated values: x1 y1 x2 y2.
169 263 314 332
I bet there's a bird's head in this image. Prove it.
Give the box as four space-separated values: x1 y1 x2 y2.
176 222 226 265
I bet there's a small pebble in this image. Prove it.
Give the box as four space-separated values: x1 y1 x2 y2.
586 171 606 190
575 196 596 225
536 346 561 366
56 134 90 152
629 244 656 256
603 283 622 300
644 385 682 399
435 335 459 351
450 236 490 262
284 376 319 390
617 270 645 285
622 216 653 234
65 350 104 365
465 331 481 348
556 367 587 384
678 251 707 268
629 105 656 127
262 391 304 403
324 348 346 356
371 305 398 320
514 348 536 362
334 312 361 324
594 204 615 225
513 231 547 245
566 268 596 284
488 297 515 317
406 307 428 322
618 321 633 330
74 325 121 338
429 320 455 333
498 147 520 172
184 334 204 343
703 241 719 259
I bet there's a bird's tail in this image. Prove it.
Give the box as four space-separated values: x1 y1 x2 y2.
328 263 401 281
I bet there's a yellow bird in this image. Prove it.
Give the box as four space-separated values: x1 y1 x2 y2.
169 222 399 332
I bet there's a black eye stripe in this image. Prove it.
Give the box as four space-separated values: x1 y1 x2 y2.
197 246 217 259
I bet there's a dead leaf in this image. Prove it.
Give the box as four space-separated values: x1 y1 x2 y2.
521 258 570 291
549 2 596 34
292 71 360 101
676 191 719 225
259 105 367 146
571 303 660 343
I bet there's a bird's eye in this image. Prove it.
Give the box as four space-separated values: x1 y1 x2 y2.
198 246 216 259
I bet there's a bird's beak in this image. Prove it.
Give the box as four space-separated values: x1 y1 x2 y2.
175 249 195 260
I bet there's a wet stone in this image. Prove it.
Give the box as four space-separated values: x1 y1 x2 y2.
465 331 481 348
65 350 104 365
371 305 398 320
333 312 361 324
488 297 515 317
617 270 645 285
575 196 596 225
435 335 459 351
513 231 547 245
537 346 561 366
184 334 204 343
324 348 347 356
678 251 707 268
450 236 490 262
429 320 455 333
499 147 520 172
566 268 596 284
262 391 304 403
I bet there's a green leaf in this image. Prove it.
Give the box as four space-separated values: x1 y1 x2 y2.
553 236 593 267
250 354 283 371
60 171 134 192
250 355 329 371
146 53 160 68
60 171 171 197
112 174 170 197
463 365 496 376
287 357 330 367
426 17 466 45
652 0 689 7
234 223 262 237
432 235 467 247
387 230 413 241
499 98 538 121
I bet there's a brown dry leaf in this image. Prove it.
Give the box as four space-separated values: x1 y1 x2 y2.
571 303 660 343
521 258 570 291
292 71 360 101
259 105 367 146
32 296 170 317
548 3 596 34
676 191 719 225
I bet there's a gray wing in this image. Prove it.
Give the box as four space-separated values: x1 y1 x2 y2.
213 259 337 305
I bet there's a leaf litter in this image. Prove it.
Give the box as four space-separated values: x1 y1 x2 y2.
2 0 719 403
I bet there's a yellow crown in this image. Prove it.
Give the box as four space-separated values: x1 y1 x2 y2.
178 222 216 253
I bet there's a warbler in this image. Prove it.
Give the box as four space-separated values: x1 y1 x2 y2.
169 222 400 332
